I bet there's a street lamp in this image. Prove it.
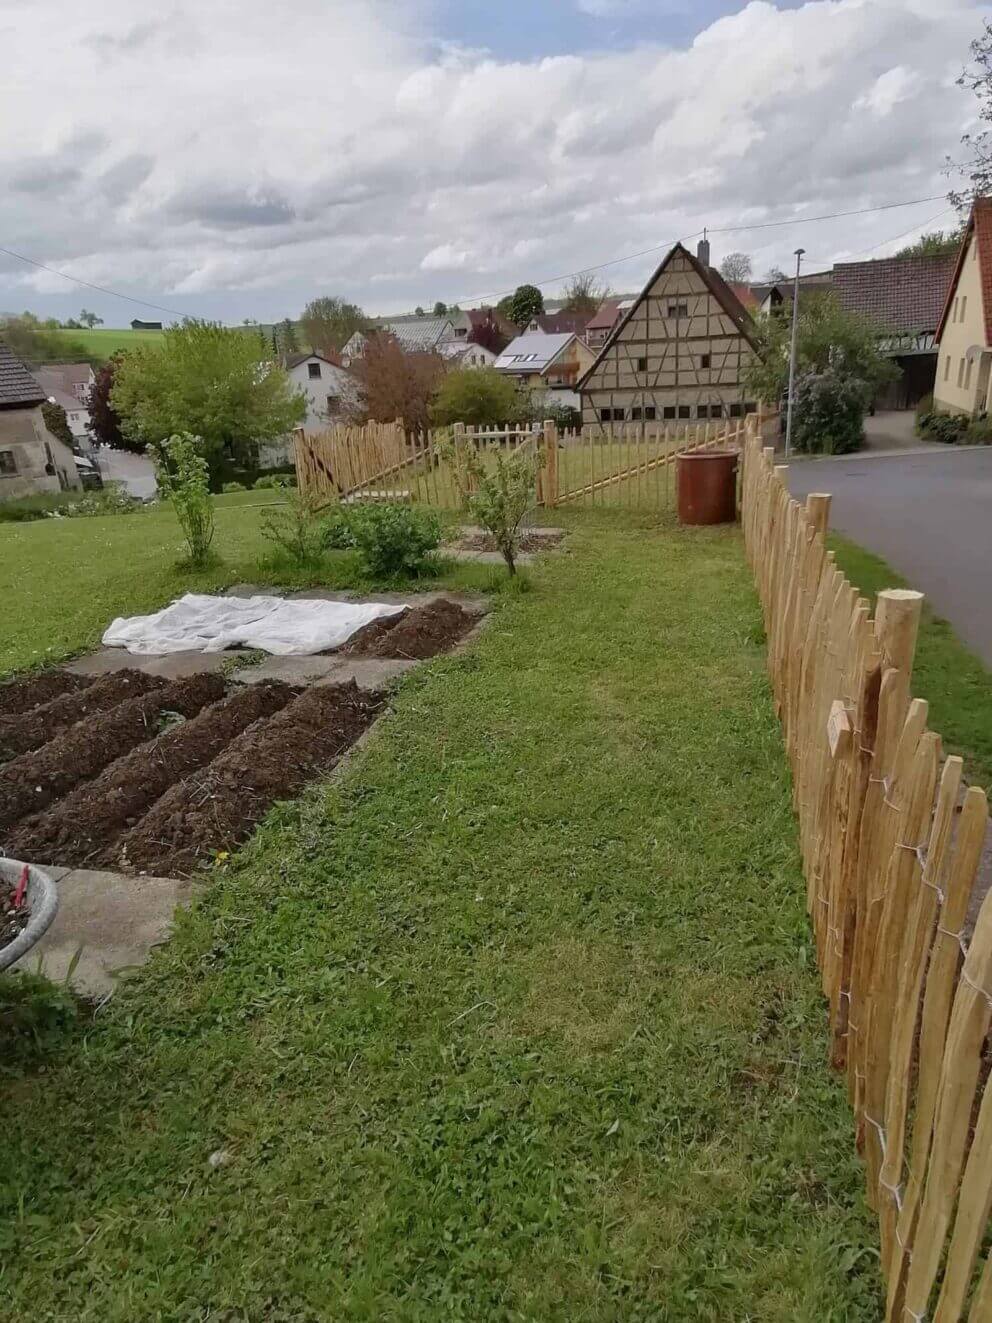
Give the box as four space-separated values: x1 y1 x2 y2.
785 247 805 459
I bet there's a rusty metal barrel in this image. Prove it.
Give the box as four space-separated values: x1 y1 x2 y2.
677 450 739 525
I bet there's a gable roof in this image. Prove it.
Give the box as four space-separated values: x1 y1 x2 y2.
936 199 992 343
33 368 83 413
0 340 45 408
577 241 758 390
467 306 517 337
285 350 344 369
532 310 590 336
495 331 575 374
585 299 622 332
834 252 957 335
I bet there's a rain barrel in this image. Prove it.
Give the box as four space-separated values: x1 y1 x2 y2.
677 450 739 525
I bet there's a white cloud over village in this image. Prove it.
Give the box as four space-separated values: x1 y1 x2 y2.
0 0 987 320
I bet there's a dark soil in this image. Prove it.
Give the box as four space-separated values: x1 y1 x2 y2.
337 611 411 655
0 669 92 719
115 682 384 875
0 672 225 834
362 599 478 660
0 670 162 762
0 870 30 951
454 530 564 554
7 682 297 868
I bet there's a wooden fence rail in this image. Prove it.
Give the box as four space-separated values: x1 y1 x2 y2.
740 416 992 1321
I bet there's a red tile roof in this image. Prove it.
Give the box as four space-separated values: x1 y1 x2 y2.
584 299 621 332
833 252 957 334
729 283 759 311
534 310 590 335
936 198 992 344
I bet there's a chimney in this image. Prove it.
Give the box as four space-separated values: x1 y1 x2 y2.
697 236 711 268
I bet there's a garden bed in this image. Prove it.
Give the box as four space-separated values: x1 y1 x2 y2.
337 598 477 659
450 527 565 555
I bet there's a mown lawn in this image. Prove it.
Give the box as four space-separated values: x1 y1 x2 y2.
829 533 992 790
49 326 166 359
0 511 877 1320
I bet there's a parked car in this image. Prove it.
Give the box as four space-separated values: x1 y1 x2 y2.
74 453 104 491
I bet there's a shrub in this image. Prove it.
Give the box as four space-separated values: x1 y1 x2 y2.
789 364 869 456
0 491 82 523
222 480 246 493
0 483 138 523
966 412 992 444
349 503 441 578
150 432 215 566
916 410 969 444
438 434 543 575
254 473 297 489
59 482 139 518
318 508 358 550
0 970 79 1077
260 487 324 568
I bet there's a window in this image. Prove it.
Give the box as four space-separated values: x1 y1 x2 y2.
636 356 647 372
744 402 758 415
326 394 340 416
599 407 614 423
667 301 688 319
961 295 968 321
0 450 15 475
953 297 960 322
710 403 723 419
944 354 951 381
958 357 966 387
700 353 711 370
663 406 676 420
643 406 657 421
630 407 642 420
678 405 691 419
308 361 321 379
696 404 709 419
729 402 743 418
965 358 973 390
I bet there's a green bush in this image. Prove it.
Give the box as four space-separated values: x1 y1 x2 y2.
0 491 81 523
318 508 358 550
222 480 246 493
349 502 441 578
260 487 323 568
0 483 138 523
60 482 139 518
0 970 79 1077
966 413 992 445
254 473 297 490
790 364 868 455
151 432 215 566
916 410 969 444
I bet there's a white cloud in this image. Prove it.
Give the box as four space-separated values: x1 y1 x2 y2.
0 0 984 322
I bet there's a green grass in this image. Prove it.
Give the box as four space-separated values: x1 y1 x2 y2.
829 533 992 789
0 512 878 1320
48 326 166 359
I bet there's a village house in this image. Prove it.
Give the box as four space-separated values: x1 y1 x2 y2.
931 199 992 418
0 342 82 499
584 299 634 348
285 352 363 431
342 315 455 362
578 239 759 429
439 341 497 369
526 310 593 337
495 331 595 409
34 363 95 447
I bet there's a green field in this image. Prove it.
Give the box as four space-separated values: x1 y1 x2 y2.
49 326 166 360
0 508 878 1319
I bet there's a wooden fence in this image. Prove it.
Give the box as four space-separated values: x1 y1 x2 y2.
294 415 758 512
741 418 992 1321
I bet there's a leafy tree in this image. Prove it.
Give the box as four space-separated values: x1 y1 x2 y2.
562 273 608 317
438 435 542 576
275 318 299 358
790 360 869 455
300 296 367 354
496 293 516 324
414 306 425 316
764 266 788 283
41 401 73 448
350 333 446 432
719 252 753 283
63 318 82 330
150 432 215 566
0 316 91 365
953 21 992 206
432 301 448 316
895 229 964 259
507 284 544 327
78 309 103 328
432 366 523 426
111 319 305 485
743 290 897 407
87 354 128 450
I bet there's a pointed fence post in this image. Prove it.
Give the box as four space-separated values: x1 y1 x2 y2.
542 419 558 509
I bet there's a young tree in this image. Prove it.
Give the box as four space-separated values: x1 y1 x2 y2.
438 436 542 576
78 309 103 328
350 333 446 432
414 306 426 316
41 400 73 448
895 230 964 259
561 273 608 316
432 366 524 426
432 300 448 316
150 432 215 566
719 252 753 283
87 354 128 449
507 284 544 327
300 296 367 354
274 318 299 358
111 319 305 485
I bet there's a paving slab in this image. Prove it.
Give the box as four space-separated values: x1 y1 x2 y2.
314 658 420 689
64 648 255 679
230 654 342 686
11 867 199 998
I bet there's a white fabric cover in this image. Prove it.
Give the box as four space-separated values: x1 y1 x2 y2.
103 593 405 656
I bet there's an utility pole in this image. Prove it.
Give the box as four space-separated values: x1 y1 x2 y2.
785 247 804 459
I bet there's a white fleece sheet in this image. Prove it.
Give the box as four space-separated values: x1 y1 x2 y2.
103 593 405 656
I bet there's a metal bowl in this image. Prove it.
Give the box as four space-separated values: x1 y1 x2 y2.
0 859 59 973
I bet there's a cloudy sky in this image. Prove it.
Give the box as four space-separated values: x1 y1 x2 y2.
0 0 987 326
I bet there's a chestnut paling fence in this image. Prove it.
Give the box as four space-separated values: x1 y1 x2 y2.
741 416 992 1321
293 415 756 512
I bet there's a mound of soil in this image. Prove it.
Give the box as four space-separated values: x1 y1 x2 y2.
337 610 411 656
0 669 92 719
363 599 478 660
116 681 384 875
0 669 162 762
7 681 297 868
0 672 225 834
454 530 564 554
1 870 29 951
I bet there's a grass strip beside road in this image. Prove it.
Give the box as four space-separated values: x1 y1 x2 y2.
0 512 877 1320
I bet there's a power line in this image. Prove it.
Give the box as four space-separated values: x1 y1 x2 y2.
802 205 959 267
0 244 189 319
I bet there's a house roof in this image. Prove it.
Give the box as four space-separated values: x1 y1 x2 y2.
577 242 758 390
585 299 621 332
33 369 81 413
439 341 494 361
285 350 344 369
0 340 45 408
532 310 590 336
728 283 760 311
495 332 575 374
834 252 957 334
936 198 992 343
467 306 516 336
383 318 451 351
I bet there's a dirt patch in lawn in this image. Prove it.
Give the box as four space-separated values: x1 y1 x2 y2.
0 670 162 762
0 669 93 719
114 682 384 876
452 529 564 554
1 870 29 952
0 672 225 834
7 682 297 868
341 599 478 661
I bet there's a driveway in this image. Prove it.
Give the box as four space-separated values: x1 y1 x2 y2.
97 447 157 500
787 446 992 667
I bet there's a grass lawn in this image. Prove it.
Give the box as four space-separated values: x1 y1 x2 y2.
0 511 877 1320
48 326 165 359
829 533 992 790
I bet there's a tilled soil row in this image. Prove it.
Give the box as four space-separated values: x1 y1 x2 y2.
340 599 477 660
6 681 297 868
0 669 162 762
0 669 93 719
115 681 384 875
0 673 226 834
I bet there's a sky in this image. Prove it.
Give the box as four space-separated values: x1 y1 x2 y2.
0 0 988 327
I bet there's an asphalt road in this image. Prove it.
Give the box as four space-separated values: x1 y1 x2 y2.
788 446 992 668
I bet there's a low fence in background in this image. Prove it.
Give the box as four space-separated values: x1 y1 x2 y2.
741 420 992 1321
294 414 769 512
